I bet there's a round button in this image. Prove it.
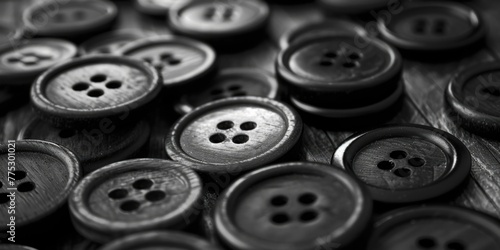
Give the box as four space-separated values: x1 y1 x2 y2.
332 124 471 203
80 29 149 55
31 55 161 128
0 39 77 86
175 68 279 114
378 2 485 51
22 0 118 40
279 19 368 49
214 162 372 250
169 0 269 42
166 97 303 174
368 205 500 250
134 0 187 16
0 140 80 234
276 35 402 114
118 35 216 88
18 118 150 174
318 0 389 14
446 62 500 137
100 231 222 250
69 159 202 243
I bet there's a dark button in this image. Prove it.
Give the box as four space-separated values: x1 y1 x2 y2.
22 0 118 41
0 140 80 241
214 162 372 250
332 124 471 203
69 159 202 243
318 0 389 14
446 62 500 137
378 2 485 52
175 68 279 114
134 0 187 16
166 97 302 174
100 231 221 250
368 205 500 250
80 29 149 55
168 0 269 43
279 19 368 49
118 35 216 88
18 118 150 174
0 39 77 86
276 35 402 118
0 245 38 250
30 55 161 128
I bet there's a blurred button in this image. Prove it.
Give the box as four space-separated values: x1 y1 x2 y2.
318 0 389 14
69 159 202 243
276 35 402 119
215 162 372 250
118 35 216 88
169 0 269 43
368 205 500 250
23 0 118 41
166 97 303 174
0 39 77 86
332 124 471 203
0 140 80 236
31 55 161 128
279 19 368 49
175 68 279 114
446 62 500 137
134 0 187 16
378 2 485 51
18 119 150 174
80 29 148 55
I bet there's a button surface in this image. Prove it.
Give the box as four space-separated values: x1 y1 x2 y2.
118 35 216 88
166 97 302 174
0 39 77 86
0 140 80 231
169 0 269 41
80 29 148 55
215 162 372 250
134 0 187 16
378 2 485 51
31 55 161 127
70 159 202 243
23 0 118 40
446 62 500 137
332 124 471 203
18 118 150 174
318 0 389 14
368 205 500 250
176 68 279 114
100 231 221 250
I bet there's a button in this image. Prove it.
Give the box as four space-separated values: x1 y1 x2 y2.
18 118 150 174
100 231 222 250
0 140 80 242
30 55 161 128
214 162 372 250
175 68 279 114
368 205 500 250
279 19 368 49
166 97 303 174
22 0 118 41
168 0 269 44
0 245 38 250
0 39 77 86
69 159 202 243
446 62 500 137
80 29 149 55
134 0 187 16
118 35 216 89
276 35 402 118
332 124 471 203
318 0 389 14
378 2 485 52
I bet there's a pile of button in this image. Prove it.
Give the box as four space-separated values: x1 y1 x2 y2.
1 0 500 249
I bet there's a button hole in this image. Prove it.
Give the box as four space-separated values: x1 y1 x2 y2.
342 62 358 68
17 182 35 192
394 168 412 178
120 200 141 212
390 150 408 159
72 82 90 91
298 193 317 205
90 74 107 83
132 179 153 190
416 236 437 249
270 195 288 206
87 89 104 98
145 190 166 202
217 121 234 130
108 189 128 199
446 241 466 250
209 133 226 143
299 210 318 223
240 122 257 131
408 157 425 167
271 213 290 225
377 161 395 170
232 134 249 144
106 81 122 89
12 170 27 181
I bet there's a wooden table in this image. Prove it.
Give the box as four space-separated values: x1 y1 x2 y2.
2 0 500 249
